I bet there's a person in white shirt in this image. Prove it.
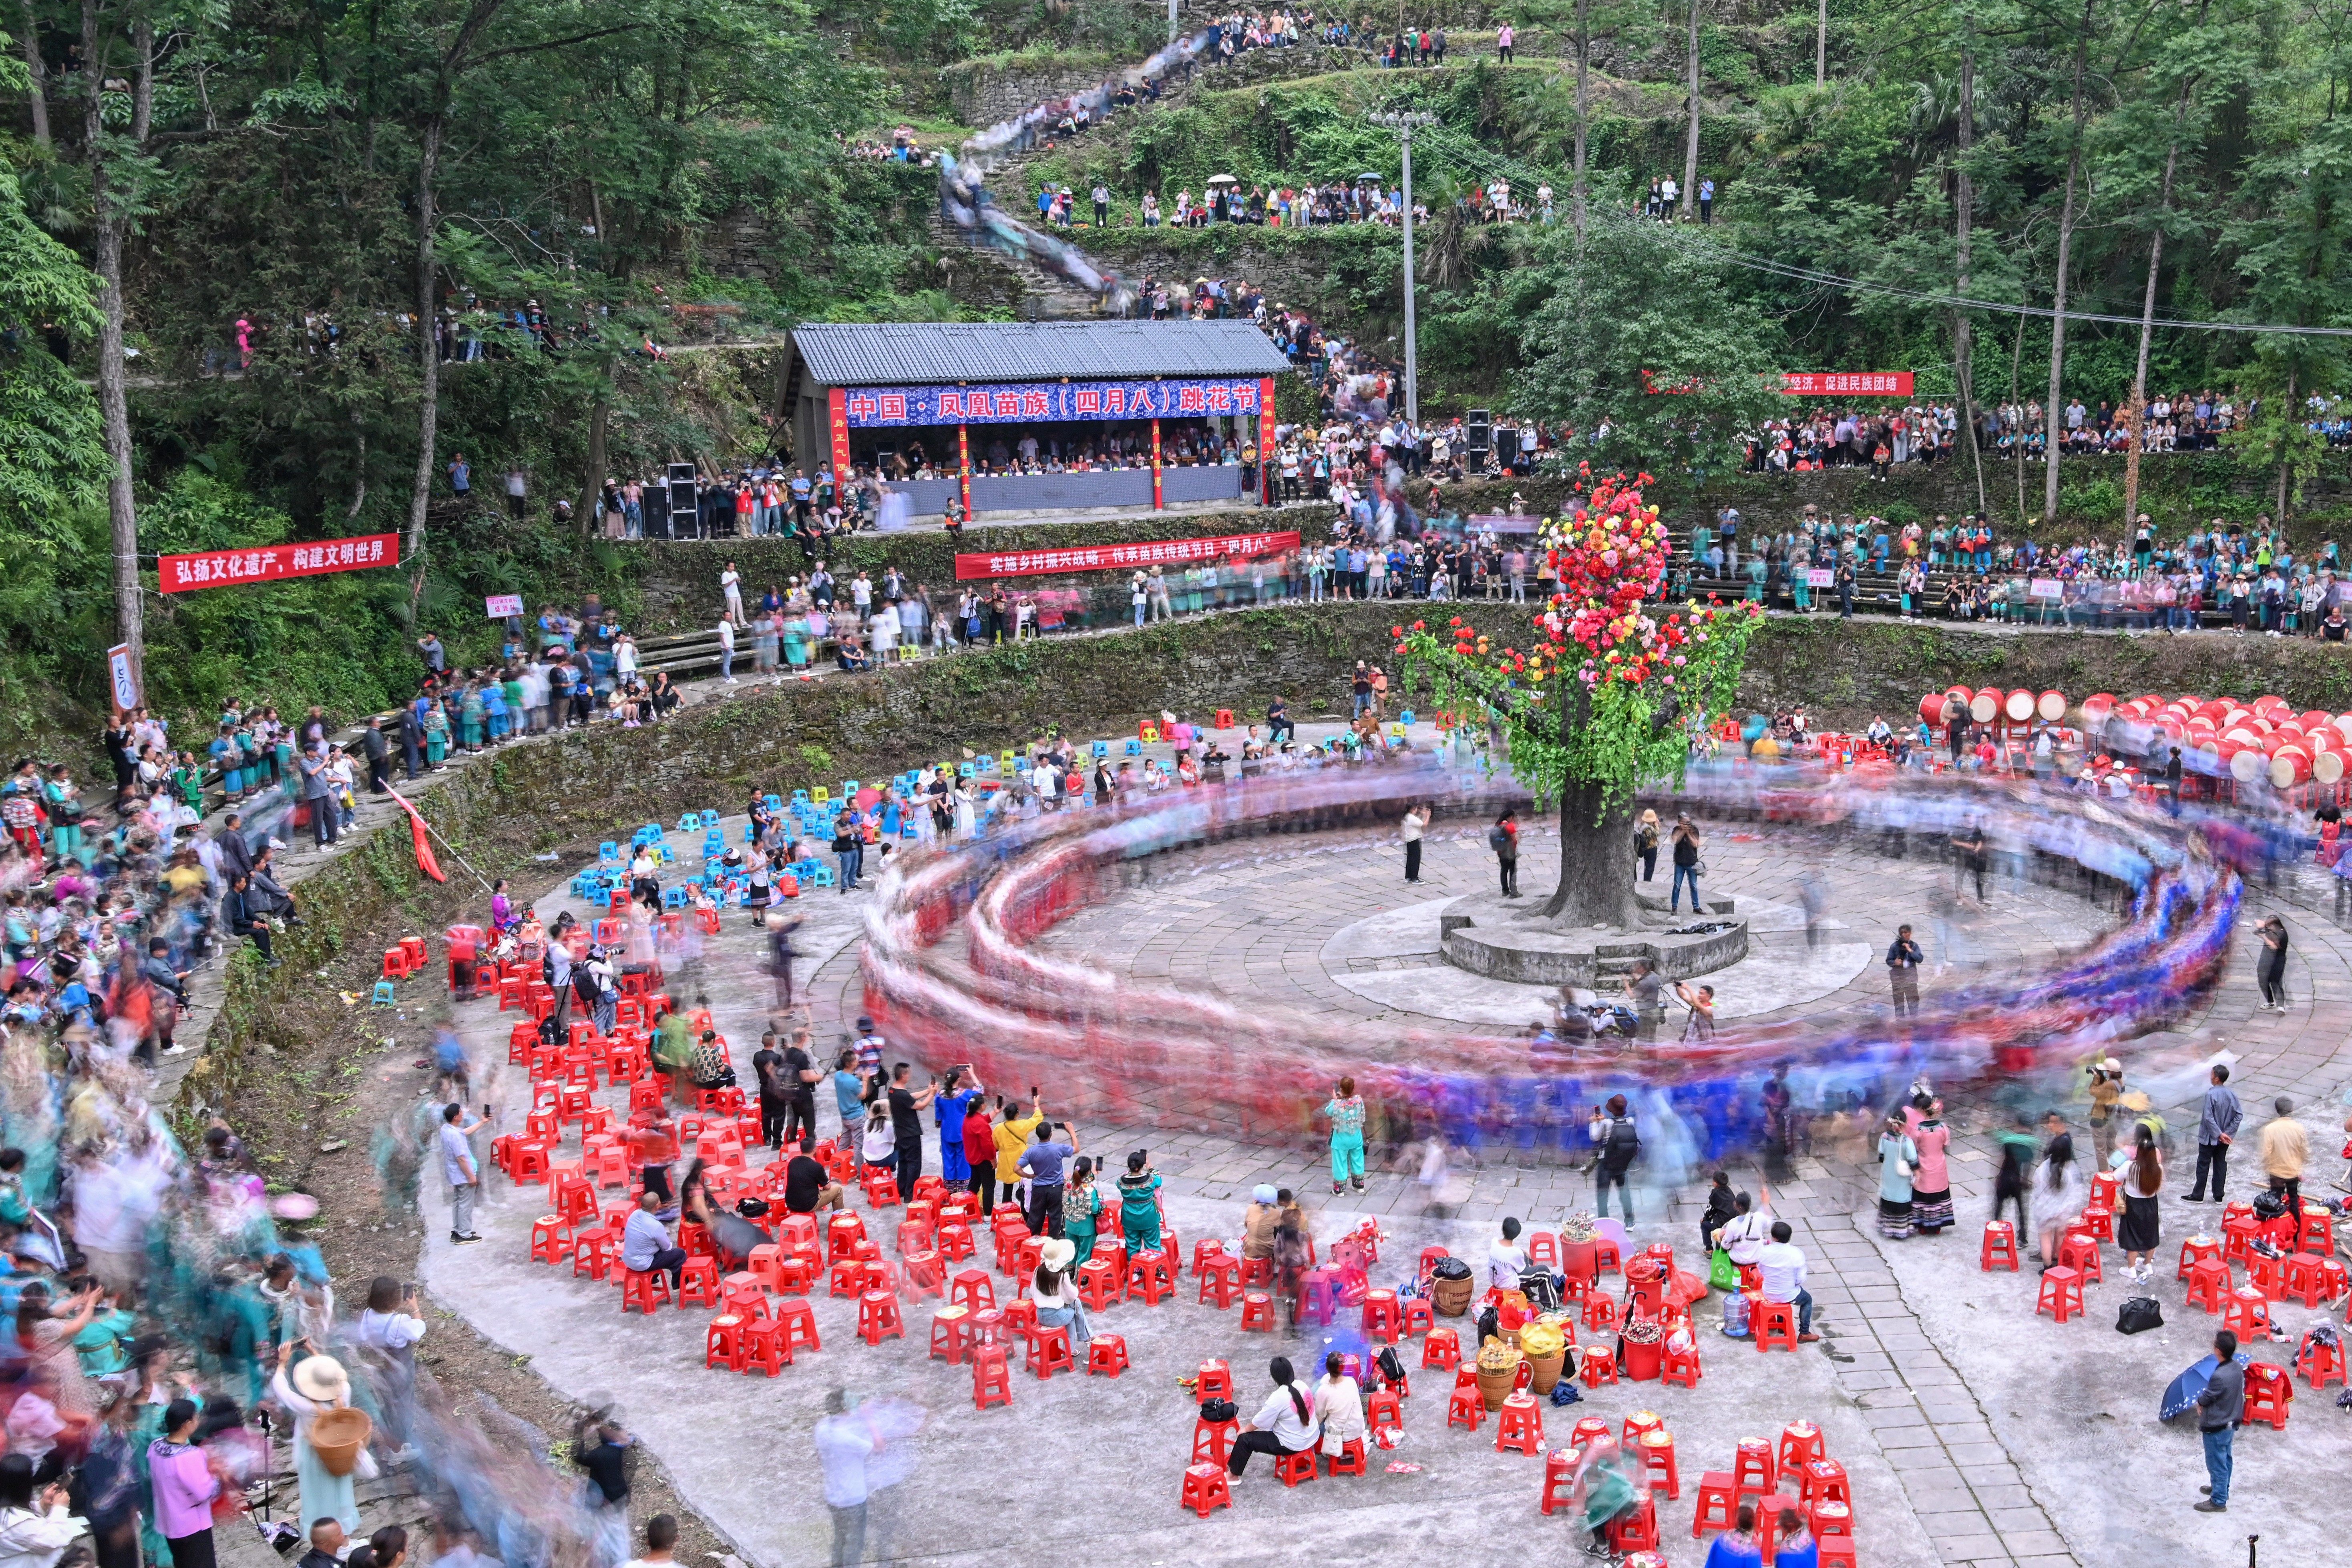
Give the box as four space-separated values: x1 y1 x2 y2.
1757 1220 1817 1340
1228 1356 1320 1478
1486 1216 1528 1290
1311 1351 1367 1452
716 616 736 683
720 563 744 624
353 1276 428 1448
1715 1192 1770 1272
438 1102 482 1243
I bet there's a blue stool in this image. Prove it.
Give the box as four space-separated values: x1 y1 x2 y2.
599 841 621 864
370 980 397 1006
764 793 784 811
791 789 809 803
1124 738 1142 756
812 866 836 887
700 809 720 829
675 813 698 832
1092 741 1109 758
1398 709 1415 725
661 886 689 910
702 831 724 858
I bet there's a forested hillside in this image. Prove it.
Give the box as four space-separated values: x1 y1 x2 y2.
5 0 2352 756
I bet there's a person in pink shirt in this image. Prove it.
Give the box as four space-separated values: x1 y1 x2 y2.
147 1398 223 1568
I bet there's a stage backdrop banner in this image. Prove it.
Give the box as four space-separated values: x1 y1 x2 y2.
956 529 1300 580
844 378 1266 428
159 533 400 593
1781 372 1914 396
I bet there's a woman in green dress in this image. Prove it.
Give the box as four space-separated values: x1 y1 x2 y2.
1061 1158 1100 1265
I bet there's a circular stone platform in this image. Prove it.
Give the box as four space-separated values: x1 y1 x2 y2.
1437 886 1749 987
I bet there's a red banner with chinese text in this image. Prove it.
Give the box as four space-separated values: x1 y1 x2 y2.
159 533 401 594
1780 372 1914 397
956 530 1301 581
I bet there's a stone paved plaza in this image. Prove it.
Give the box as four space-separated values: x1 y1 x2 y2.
420 746 2352 1568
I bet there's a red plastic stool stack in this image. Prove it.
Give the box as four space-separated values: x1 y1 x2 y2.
2057 1232 2102 1283
971 1345 1013 1410
2177 1233 2221 1280
1539 1448 1579 1514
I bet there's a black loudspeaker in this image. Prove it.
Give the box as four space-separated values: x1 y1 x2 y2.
665 462 697 540
1466 406 1492 456
1494 427 1520 465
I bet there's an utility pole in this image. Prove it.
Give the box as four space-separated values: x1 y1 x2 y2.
1169 0 1178 43
1372 110 1438 423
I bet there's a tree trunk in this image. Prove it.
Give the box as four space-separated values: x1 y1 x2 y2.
1540 776 1640 929
408 113 445 582
19 0 48 146
1815 0 1826 85
1681 0 1701 217
85 0 141 681
1572 0 1590 245
2010 322 2026 522
2277 366 2295 521
580 386 609 537
1956 30 1987 516
2125 32 2195 529
2041 0 2095 523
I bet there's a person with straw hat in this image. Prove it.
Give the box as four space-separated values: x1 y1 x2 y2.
270 1348 364 1534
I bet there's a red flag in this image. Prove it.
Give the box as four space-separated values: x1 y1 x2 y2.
401 799 446 883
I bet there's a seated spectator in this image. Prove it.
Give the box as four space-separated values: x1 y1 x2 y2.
1757 1220 1818 1341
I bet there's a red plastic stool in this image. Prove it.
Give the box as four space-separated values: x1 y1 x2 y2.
950 1270 996 1314
1755 1492 1799 1561
2284 1252 2331 1309
1495 1392 1544 1456
1299 1268 1342 1327
1594 1237 1622 1275
1196 1358 1234 1403
774 1299 821 1355
1179 1463 1232 1517
1273 1449 1317 1488
971 1345 1013 1410
738 1317 791 1375
1981 1220 2020 1272
1584 1292 1618 1333
1777 1420 1825 1476
1810 1498 1853 1542
857 1290 905 1346
2243 1363 2292 1429
2059 1232 2104 1283
620 1268 670 1315
1582 1345 1620 1388
719 1274 771 1320
1525 1230 1559 1266
1801 1457 1851 1509
2300 1208 2336 1254
2035 1266 2085 1324
1126 1250 1176 1305
1401 1297 1434 1337
1540 1448 1579 1513
1192 1413 1240 1465
2222 1214 2261 1266
528 1215 572 1266
1239 1256 1274 1287
1196 1254 1243 1309
1076 1259 1120 1311
1638 1429 1680 1498
826 1214 868 1263
929 1305 973 1365
828 1258 870 1299
571 1232 615 1282
2079 1204 2115 1243
1817 1538 1859 1568
1422 1327 1461 1369
704 1315 750 1372
2185 1258 2230 1313
2178 1233 2222 1280
1607 1492 1659 1554
1367 1387 1401 1430
1446 1385 1485 1431
2221 1285 2268 1339
1325 1437 1369 1477
1732 1438 1775 1501
1238 1291 1277 1332
2248 1249 2290 1302
937 1222 975 1263
1086 1334 1129 1377
2296 1329 2348 1388
1660 1338 1702 1388
1023 1324 1075 1379
902 1250 945 1299
1361 1289 1403 1343
1693 1472 1740 1537
1751 1296 1799 1352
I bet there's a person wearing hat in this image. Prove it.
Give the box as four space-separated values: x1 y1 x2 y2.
270 1349 362 1534
2087 1057 2123 1164
1029 1237 1091 1346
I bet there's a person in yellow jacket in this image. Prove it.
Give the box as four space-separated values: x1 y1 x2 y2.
992 1091 1045 1208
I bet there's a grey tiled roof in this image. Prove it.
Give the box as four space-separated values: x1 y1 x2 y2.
790 320 1291 386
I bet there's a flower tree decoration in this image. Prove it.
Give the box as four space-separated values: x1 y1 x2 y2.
1395 469 1762 928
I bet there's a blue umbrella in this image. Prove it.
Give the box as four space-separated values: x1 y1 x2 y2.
2161 1351 2248 1422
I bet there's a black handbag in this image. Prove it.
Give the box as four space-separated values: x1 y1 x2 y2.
2116 1297 2164 1335
1199 1397 1238 1423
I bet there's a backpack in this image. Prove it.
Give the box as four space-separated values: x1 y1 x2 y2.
1601 1115 1642 1171
1487 825 1509 852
